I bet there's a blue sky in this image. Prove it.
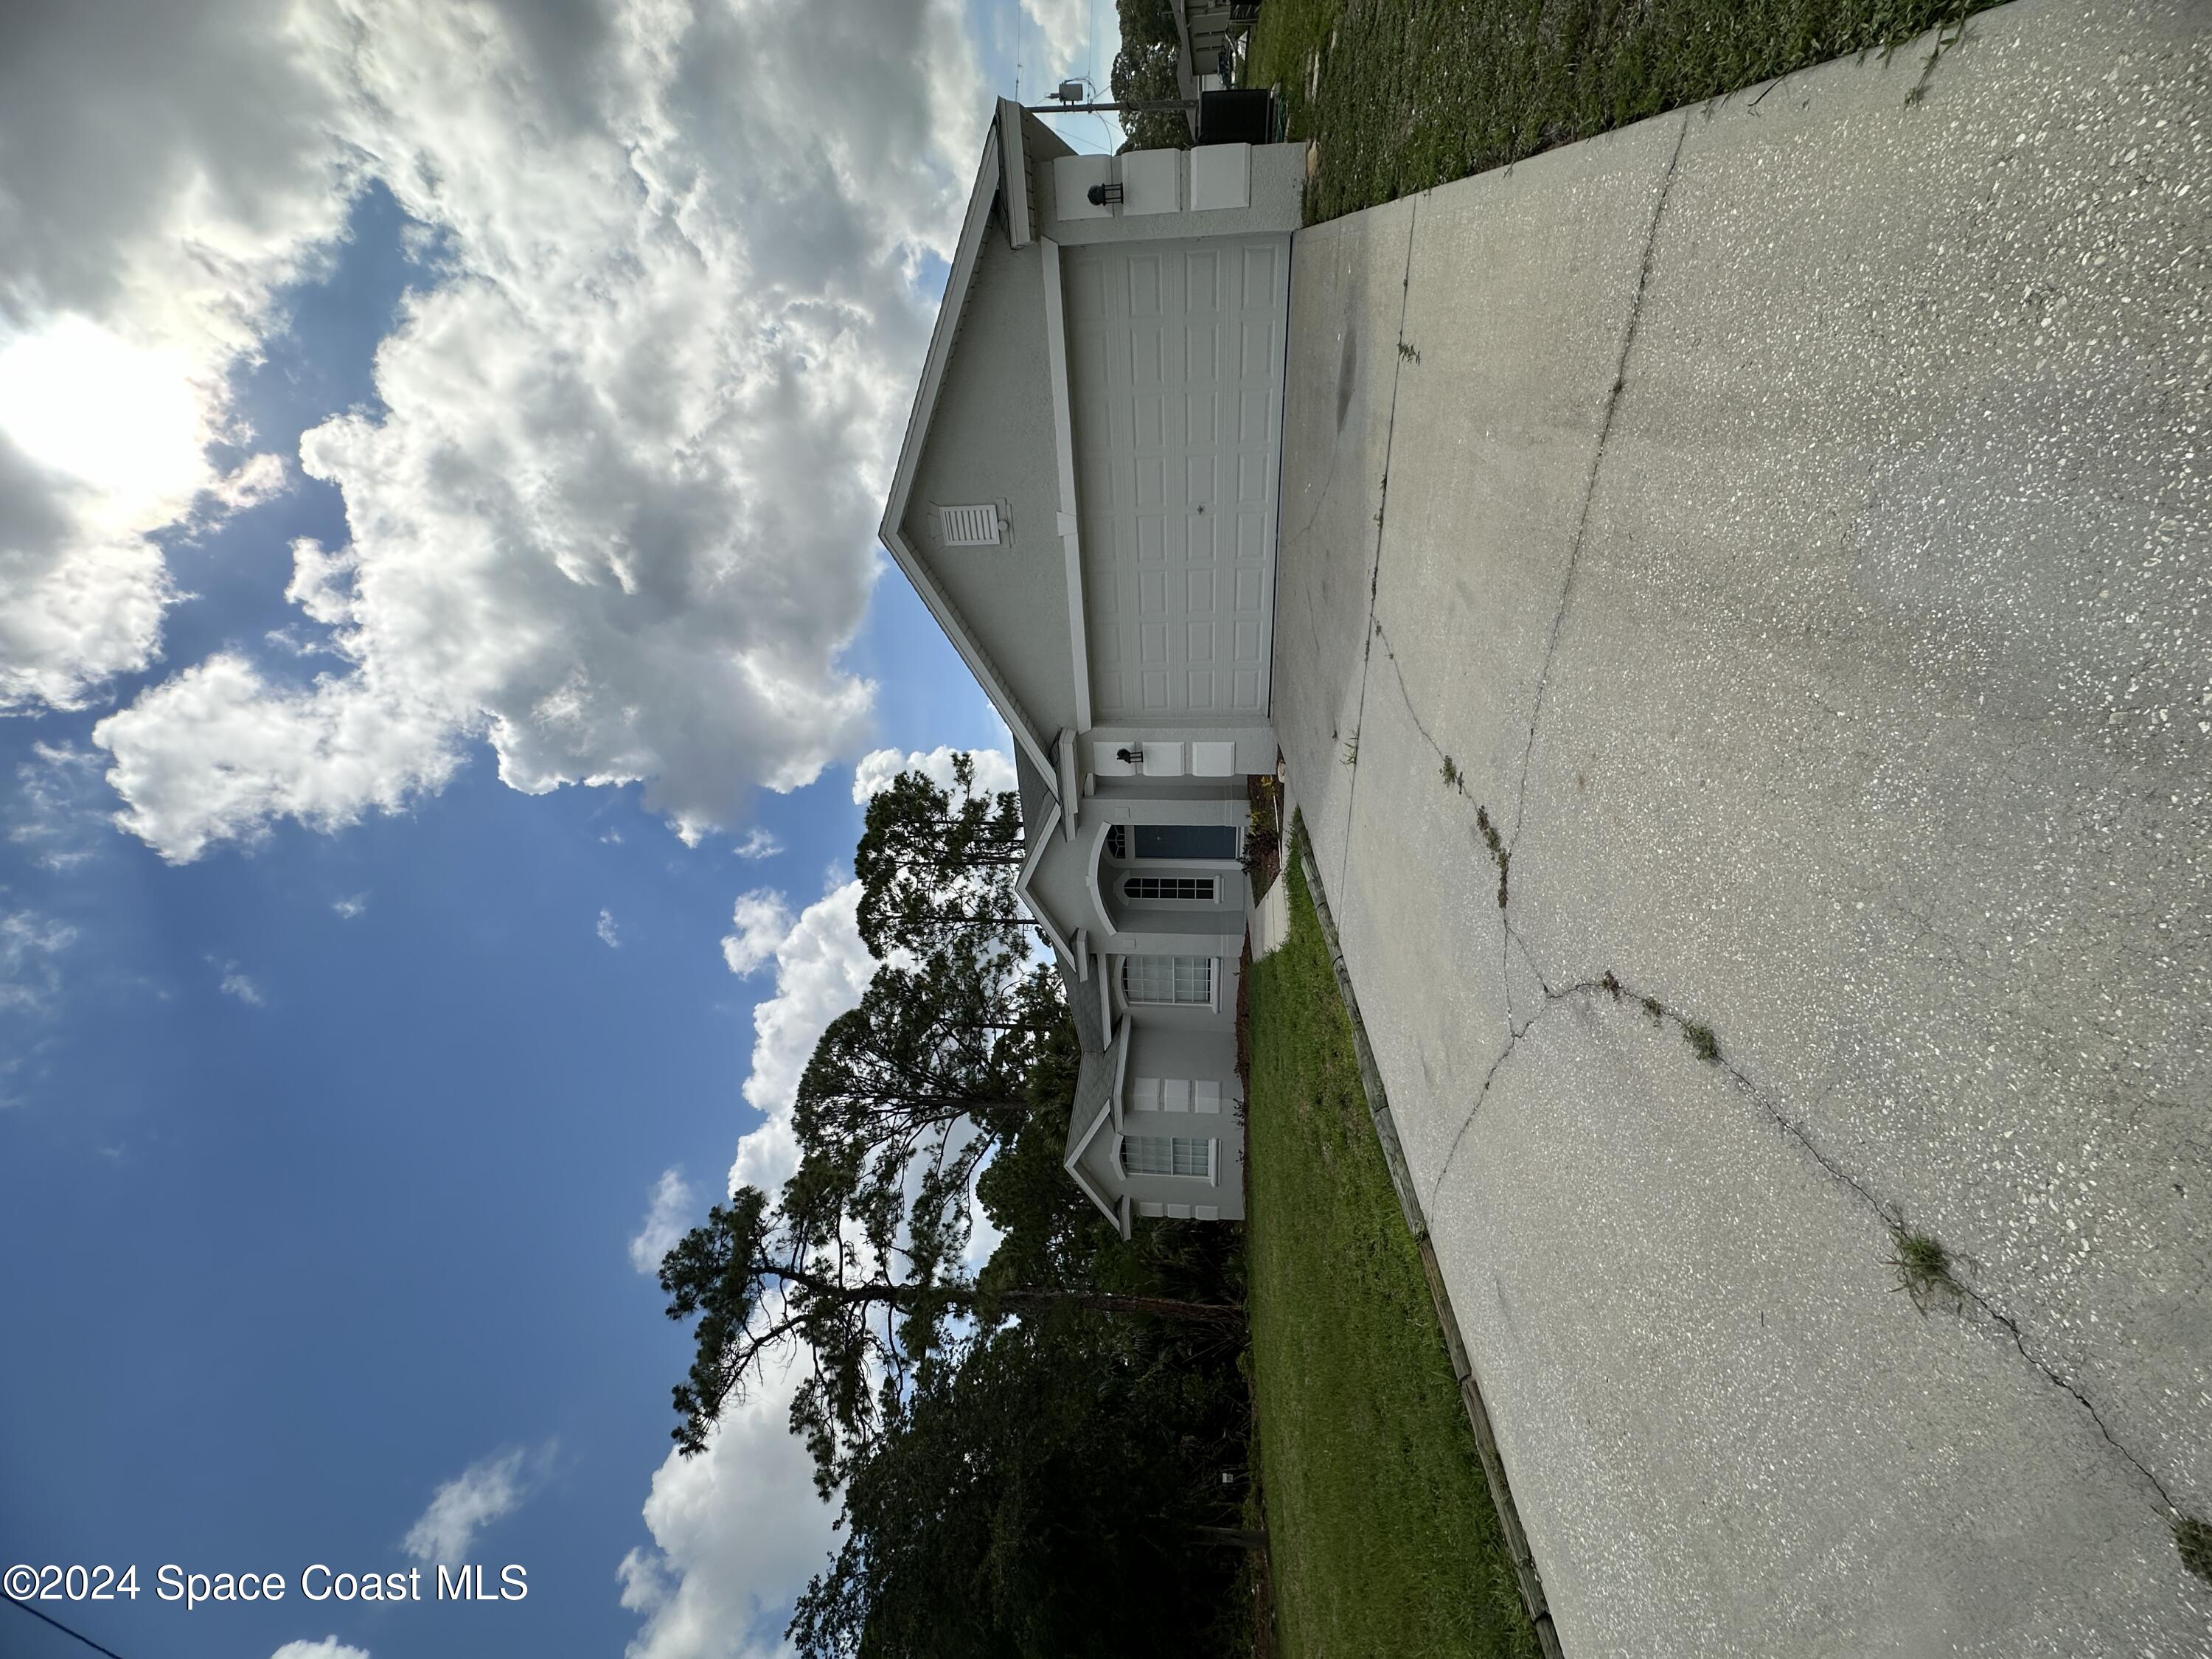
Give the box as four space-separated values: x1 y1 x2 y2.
0 3 1121 1656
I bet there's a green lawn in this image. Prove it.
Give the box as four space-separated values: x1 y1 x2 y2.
1243 0 1999 222
1244 847 1539 1659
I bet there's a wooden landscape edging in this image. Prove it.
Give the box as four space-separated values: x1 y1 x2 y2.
1294 827 1565 1659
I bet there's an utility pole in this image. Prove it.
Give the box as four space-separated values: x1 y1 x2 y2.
1023 100 1198 115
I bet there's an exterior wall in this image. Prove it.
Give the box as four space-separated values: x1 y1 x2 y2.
1075 1034 1248 1223
899 234 1082 742
1041 143 1304 246
1085 723 1278 777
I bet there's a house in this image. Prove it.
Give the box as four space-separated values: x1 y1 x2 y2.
1169 0 1259 122
878 102 1303 1236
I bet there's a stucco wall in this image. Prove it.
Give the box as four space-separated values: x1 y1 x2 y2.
1042 142 1304 246
900 233 1080 741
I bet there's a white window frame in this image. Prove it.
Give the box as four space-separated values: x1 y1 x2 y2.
1121 953 1217 1009
1122 874 1220 902
1119 1133 1215 1182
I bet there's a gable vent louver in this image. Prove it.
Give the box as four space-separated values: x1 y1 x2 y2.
940 504 1003 547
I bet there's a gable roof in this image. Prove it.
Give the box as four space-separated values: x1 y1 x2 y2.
879 101 1078 787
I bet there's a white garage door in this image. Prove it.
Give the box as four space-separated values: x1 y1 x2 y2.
1064 235 1289 721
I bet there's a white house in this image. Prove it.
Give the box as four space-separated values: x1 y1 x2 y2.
879 102 1302 1235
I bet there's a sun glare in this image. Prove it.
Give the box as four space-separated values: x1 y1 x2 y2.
0 316 210 505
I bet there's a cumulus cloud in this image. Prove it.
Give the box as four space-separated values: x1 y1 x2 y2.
629 1168 696 1276
723 880 876 1196
402 1444 553 1566
215 961 265 1006
270 1641 372 1659
332 892 368 919
6 0 990 857
598 908 622 949
849 744 1017 804
618 1360 838 1659
720 891 793 978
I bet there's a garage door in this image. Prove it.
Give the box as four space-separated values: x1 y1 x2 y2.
1064 236 1289 721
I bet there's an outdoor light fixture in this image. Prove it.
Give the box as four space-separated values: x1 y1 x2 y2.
1086 181 1125 206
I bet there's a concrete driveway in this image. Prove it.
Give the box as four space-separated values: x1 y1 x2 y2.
1271 1 2212 1652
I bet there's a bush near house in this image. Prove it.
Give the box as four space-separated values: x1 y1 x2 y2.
1243 848 1539 1658
1243 0 2003 222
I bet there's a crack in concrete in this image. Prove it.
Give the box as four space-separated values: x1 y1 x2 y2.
1506 112 1691 854
1311 101 2190 1544
1338 201 1422 887
1424 946 2188 1521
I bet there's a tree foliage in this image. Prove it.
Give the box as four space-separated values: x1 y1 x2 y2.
852 752 1028 961
790 1305 1250 1659
1110 39 1193 153
656 751 1254 1652
1115 0 1177 49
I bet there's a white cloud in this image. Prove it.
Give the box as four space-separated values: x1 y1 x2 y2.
720 891 793 978
731 827 782 861
723 880 876 1196
849 745 1017 804
598 908 622 949
7 742 108 872
620 880 871 1656
215 961 265 1006
10 0 991 858
0 910 78 1015
630 1167 695 1276
1020 0 1093 87
332 892 368 919
270 1641 372 1659
619 1360 838 1659
402 1444 552 1566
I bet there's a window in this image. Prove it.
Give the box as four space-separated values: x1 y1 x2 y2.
1122 1135 1211 1178
939 503 1001 546
1124 875 1217 902
1105 824 1125 860
1121 954 1213 1006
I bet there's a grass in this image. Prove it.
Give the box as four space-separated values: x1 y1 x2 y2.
1884 1214 1966 1315
1242 0 2002 223
1244 849 1539 1659
2175 1514 2212 1587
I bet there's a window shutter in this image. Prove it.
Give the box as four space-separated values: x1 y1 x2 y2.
939 503 1001 546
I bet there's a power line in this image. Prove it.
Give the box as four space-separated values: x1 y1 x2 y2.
2 1592 135 1659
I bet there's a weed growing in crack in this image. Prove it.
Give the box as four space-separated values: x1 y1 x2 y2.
1472 806 1509 908
1600 971 1624 1001
1441 754 1459 788
1883 1214 1967 1315
1681 1020 1722 1065
2174 1514 2212 1586
1340 733 1359 767
1397 340 1422 365
1639 995 1664 1025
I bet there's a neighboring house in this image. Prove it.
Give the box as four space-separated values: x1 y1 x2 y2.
880 102 1303 1235
1170 0 1256 119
